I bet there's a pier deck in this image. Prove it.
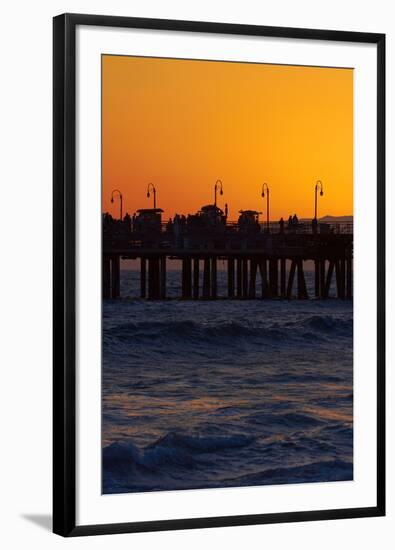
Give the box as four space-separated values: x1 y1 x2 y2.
103 221 353 301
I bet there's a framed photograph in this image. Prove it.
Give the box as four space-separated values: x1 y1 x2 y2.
53 13 385 536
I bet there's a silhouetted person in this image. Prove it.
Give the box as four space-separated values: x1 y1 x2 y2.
279 217 284 234
123 212 131 232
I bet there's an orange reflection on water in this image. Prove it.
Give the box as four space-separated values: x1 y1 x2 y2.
302 405 352 424
103 392 252 416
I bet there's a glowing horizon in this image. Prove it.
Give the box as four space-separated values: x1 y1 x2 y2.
102 55 353 221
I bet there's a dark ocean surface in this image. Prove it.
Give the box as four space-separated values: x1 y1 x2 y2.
102 266 353 494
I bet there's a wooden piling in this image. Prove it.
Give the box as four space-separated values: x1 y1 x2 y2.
346 257 352 299
148 258 154 299
111 255 120 299
182 257 192 299
148 257 160 299
228 258 235 298
193 258 199 300
297 259 308 299
340 259 346 300
242 258 248 298
269 259 278 297
335 260 341 298
259 259 269 298
287 259 297 299
320 259 326 298
103 256 111 299
203 258 211 299
156 258 161 298
314 260 320 298
236 258 242 298
324 260 335 298
249 258 257 298
140 257 146 298
160 256 166 299
211 257 217 299
280 258 286 297
153 258 160 299
335 260 343 299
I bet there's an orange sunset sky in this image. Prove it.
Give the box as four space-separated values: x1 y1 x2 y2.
102 55 353 221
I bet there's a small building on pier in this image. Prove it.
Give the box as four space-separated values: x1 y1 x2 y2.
133 208 163 233
187 204 227 229
238 210 261 232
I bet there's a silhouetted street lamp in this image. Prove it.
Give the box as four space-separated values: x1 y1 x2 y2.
147 183 157 209
214 179 223 207
261 182 270 232
314 180 324 221
110 189 123 220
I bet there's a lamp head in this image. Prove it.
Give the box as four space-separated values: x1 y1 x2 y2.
220 189 223 196
320 190 324 197
111 197 114 203
147 192 150 198
261 191 265 198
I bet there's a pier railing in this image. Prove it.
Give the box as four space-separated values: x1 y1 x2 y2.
223 220 353 235
104 218 353 236
103 218 353 255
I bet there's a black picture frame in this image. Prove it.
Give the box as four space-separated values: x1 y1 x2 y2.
53 13 386 537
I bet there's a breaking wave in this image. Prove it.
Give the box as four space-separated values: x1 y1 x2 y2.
103 430 353 493
104 314 352 353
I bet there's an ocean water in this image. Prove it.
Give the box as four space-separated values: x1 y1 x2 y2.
102 265 353 494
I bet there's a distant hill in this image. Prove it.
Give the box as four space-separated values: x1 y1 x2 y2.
319 215 353 222
299 215 353 222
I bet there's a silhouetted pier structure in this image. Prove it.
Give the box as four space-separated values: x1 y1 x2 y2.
103 209 353 301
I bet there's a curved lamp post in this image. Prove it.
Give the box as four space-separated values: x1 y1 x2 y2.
147 183 157 209
261 182 270 232
110 189 123 220
214 179 223 207
314 180 324 221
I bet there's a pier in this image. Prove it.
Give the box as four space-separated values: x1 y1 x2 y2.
103 209 353 301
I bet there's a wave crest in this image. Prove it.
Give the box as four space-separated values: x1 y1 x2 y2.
105 314 352 352
103 431 254 474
